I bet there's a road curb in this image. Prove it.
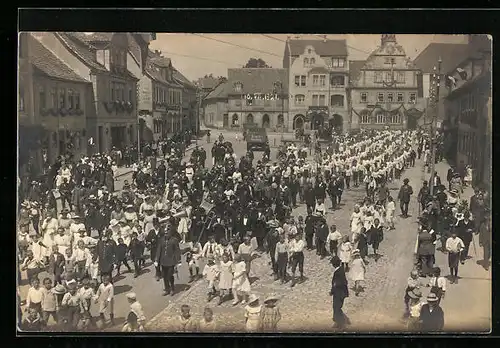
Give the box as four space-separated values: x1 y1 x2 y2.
146 280 204 329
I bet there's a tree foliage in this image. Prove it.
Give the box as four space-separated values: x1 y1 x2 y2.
244 58 271 68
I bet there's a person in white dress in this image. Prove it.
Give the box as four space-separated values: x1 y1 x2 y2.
41 211 59 259
231 254 251 305
349 249 366 296
338 235 353 272
244 295 262 332
350 205 363 234
202 256 220 302
385 196 396 230
218 253 233 305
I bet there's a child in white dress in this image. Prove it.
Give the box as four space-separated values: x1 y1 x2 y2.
218 253 233 305
339 235 353 271
202 256 220 302
349 250 366 296
231 254 251 305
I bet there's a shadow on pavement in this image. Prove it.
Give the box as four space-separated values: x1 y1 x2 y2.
174 283 191 293
114 284 133 295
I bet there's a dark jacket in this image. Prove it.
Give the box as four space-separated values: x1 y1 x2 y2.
96 239 117 273
398 184 413 203
419 304 444 331
330 266 349 299
456 220 474 245
156 236 181 267
367 224 384 246
115 243 128 261
417 231 435 256
49 252 65 276
129 238 144 259
316 223 329 242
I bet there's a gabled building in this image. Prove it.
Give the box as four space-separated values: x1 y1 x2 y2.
413 42 469 126
203 68 289 130
349 34 424 130
32 32 150 154
173 68 198 134
137 50 183 142
283 38 349 132
443 34 491 189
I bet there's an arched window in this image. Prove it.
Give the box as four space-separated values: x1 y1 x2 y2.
303 58 309 66
295 94 305 105
330 95 344 107
246 114 254 124
277 114 284 125
310 58 316 65
232 113 239 125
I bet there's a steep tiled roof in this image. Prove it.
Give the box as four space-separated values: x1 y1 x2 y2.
148 51 171 68
227 68 288 96
127 34 142 65
204 82 227 99
198 76 220 90
29 35 90 83
413 43 469 74
173 69 196 89
289 39 348 56
71 32 114 43
349 60 366 84
56 32 107 71
145 59 182 88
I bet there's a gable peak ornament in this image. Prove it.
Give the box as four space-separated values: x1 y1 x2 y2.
381 34 397 45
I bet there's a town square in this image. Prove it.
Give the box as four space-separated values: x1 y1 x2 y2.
17 33 491 333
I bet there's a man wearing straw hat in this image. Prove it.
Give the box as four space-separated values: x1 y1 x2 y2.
419 293 444 332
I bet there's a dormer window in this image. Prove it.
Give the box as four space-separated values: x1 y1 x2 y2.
308 49 312 54
234 82 242 92
111 47 127 71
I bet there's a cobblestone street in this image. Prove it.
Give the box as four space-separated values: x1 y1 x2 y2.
147 157 427 332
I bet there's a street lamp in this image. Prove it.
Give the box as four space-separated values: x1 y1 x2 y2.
429 57 442 196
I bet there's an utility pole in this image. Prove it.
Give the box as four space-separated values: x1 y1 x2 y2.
429 57 442 196
196 86 201 146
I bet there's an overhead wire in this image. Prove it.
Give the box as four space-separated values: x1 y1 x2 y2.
192 34 283 58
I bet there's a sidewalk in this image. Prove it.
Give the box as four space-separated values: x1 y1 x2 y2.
431 160 491 332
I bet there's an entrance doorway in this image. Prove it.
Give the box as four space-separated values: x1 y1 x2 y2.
329 114 343 134
223 114 229 127
311 113 324 130
293 114 305 129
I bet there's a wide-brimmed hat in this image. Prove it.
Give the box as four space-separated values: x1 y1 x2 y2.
125 204 134 209
408 289 422 299
65 279 77 288
351 249 360 256
264 294 279 303
72 213 81 219
62 208 70 214
53 284 67 294
449 189 458 195
110 219 119 227
125 292 137 300
427 293 439 302
248 294 259 304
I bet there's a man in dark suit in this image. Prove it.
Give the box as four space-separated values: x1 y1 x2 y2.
329 256 349 329
146 218 164 281
155 230 181 296
419 293 444 331
397 178 413 218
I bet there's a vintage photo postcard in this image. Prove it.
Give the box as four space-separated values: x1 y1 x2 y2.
17 32 491 333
